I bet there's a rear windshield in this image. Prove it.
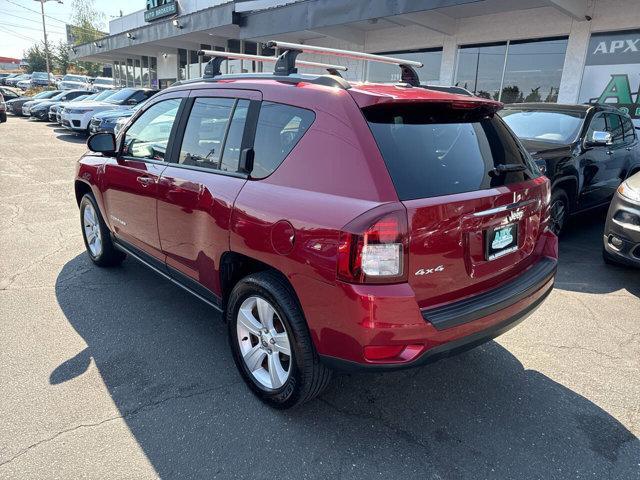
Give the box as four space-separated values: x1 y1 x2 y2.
364 104 539 201
500 109 584 144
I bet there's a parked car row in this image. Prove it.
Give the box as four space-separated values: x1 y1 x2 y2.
5 86 158 135
0 72 116 91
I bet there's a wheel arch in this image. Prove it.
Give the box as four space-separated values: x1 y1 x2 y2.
551 176 578 212
219 252 302 315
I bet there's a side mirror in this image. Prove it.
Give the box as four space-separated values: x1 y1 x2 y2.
586 130 613 147
87 132 116 156
127 99 138 105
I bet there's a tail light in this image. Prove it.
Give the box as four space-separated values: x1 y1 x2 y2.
337 204 409 284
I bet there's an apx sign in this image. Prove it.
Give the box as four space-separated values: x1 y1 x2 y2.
579 29 640 124
144 0 177 22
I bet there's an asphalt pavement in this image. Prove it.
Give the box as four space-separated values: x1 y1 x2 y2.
0 116 639 479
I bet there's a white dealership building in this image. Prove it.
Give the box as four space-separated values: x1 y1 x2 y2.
71 0 640 123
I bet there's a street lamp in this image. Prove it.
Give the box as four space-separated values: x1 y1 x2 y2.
34 0 63 87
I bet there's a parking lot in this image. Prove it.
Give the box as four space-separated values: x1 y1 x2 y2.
0 116 639 479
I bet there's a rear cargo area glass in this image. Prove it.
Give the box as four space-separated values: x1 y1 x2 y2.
364 104 538 200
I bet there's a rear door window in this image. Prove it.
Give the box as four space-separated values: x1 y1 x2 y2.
179 97 235 170
364 104 539 201
251 102 315 179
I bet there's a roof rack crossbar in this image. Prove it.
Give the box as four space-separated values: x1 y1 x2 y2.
266 40 423 86
197 50 347 78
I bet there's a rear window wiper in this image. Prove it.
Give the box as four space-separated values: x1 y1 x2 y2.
489 164 526 176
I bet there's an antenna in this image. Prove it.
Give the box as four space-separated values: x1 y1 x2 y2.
197 50 348 78
266 40 423 86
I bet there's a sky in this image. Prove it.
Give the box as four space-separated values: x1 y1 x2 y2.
0 0 140 59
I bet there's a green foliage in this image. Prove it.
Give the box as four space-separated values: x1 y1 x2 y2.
524 87 542 103
24 43 48 73
68 0 107 77
69 0 106 45
53 41 71 75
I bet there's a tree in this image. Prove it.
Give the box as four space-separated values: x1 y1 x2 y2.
524 87 542 103
69 0 106 45
69 0 107 77
53 41 71 75
24 43 48 73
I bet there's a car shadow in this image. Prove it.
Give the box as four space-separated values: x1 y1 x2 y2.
556 207 639 297
53 131 87 144
53 254 639 478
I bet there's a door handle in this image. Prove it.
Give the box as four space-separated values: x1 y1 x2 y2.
136 175 154 187
606 150 614 156
626 147 633 151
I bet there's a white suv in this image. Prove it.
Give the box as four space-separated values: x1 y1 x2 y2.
61 88 157 133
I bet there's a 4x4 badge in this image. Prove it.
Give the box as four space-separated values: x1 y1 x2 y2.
415 265 445 276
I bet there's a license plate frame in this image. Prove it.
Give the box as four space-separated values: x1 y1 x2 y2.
485 223 519 261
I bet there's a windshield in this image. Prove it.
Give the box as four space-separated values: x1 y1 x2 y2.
93 78 113 85
34 91 57 99
62 75 88 82
500 109 585 144
33 72 49 79
94 89 118 101
71 95 89 102
51 92 67 101
104 88 136 104
80 93 99 102
364 103 539 201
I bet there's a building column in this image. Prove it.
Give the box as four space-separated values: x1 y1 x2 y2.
558 19 592 103
439 35 457 86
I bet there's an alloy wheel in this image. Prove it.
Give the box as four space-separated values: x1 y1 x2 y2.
83 203 103 257
236 296 291 390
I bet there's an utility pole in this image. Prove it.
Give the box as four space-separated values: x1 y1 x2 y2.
34 0 63 87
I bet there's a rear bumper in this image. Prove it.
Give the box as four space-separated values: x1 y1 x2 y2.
320 282 552 372
312 232 558 371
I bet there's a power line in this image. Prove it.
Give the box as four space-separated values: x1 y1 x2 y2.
0 25 39 43
0 20 66 35
3 0 106 36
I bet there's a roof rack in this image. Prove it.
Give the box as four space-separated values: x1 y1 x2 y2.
265 40 423 87
197 50 348 78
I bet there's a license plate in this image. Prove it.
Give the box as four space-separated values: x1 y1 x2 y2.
485 223 518 260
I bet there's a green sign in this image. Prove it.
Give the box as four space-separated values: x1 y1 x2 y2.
144 0 177 22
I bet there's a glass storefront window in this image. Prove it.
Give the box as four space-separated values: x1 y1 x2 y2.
455 43 506 100
367 49 443 85
134 59 141 87
113 61 120 86
178 48 188 81
150 57 157 89
502 37 568 103
455 37 568 103
142 56 149 87
227 39 241 74
126 58 133 87
188 50 199 79
244 41 258 73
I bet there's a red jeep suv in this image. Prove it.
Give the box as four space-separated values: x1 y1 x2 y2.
75 43 557 408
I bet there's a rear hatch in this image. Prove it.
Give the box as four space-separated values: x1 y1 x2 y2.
361 99 549 309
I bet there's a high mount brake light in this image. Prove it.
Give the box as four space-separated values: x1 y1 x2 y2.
337 206 409 284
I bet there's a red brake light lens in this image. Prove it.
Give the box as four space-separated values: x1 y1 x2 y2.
337 205 408 284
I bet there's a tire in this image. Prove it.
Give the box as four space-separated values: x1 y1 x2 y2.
79 193 126 267
226 271 332 409
549 189 569 237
